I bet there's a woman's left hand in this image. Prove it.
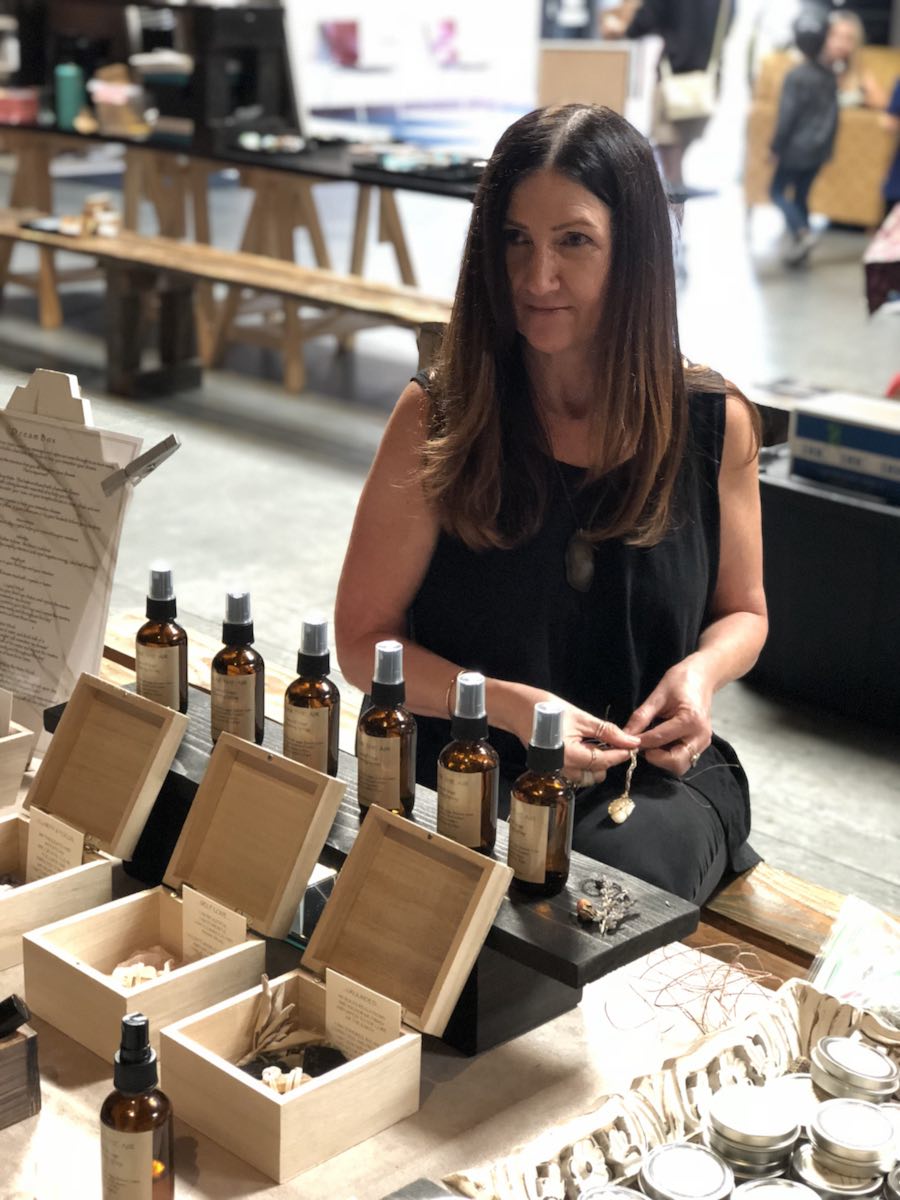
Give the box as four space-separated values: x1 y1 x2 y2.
623 658 714 776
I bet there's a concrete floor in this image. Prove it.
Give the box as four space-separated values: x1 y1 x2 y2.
0 161 897 915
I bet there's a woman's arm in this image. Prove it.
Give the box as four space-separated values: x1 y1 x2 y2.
335 381 449 715
625 393 768 773
336 382 638 776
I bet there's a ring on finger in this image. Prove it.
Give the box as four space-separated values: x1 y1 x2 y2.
683 740 701 769
589 745 598 770
579 768 594 788
594 719 608 741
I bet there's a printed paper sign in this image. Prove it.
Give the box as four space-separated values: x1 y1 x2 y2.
25 806 85 882
325 968 402 1060
0 387 141 742
182 885 248 962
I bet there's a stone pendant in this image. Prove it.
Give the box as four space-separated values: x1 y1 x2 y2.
608 794 635 824
565 530 595 593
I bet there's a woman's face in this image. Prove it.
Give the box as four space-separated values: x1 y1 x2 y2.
823 19 860 65
504 169 612 359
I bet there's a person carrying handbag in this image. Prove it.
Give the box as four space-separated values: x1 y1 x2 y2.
602 0 734 190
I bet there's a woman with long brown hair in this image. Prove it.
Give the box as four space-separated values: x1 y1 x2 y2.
335 104 767 904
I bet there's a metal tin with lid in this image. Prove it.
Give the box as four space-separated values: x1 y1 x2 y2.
707 1128 798 1163
731 1162 791 1183
815 1040 900 1096
579 1187 637 1198
734 1182 819 1198
812 1141 890 1181
810 1098 896 1174
639 1143 734 1200
791 1143 883 1198
709 1084 801 1149
880 1101 900 1154
764 1074 821 1129
883 1165 900 1200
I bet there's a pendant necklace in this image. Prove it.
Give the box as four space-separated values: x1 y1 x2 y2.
555 458 600 593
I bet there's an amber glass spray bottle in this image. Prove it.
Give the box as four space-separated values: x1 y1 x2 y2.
210 590 265 745
507 701 575 897
437 672 498 853
100 1012 174 1200
356 640 416 817
283 613 340 776
135 562 188 714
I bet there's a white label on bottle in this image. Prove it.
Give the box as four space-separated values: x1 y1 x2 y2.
135 643 181 710
357 732 401 809
100 1125 153 1200
210 671 257 742
437 765 485 848
507 795 550 885
283 702 329 773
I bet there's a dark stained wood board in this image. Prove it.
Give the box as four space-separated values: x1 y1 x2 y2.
45 689 699 991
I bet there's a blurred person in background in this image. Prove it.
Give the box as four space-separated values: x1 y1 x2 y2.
600 0 735 192
823 9 887 109
882 76 900 216
769 10 838 267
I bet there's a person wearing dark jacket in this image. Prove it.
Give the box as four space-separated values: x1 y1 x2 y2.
770 12 839 266
602 0 735 189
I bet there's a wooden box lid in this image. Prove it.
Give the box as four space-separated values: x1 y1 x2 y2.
302 807 513 1036
25 673 188 860
164 733 345 940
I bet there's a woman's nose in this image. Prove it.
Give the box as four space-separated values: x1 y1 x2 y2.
523 246 559 294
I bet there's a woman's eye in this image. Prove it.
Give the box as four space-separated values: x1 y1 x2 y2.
503 227 527 245
561 231 590 247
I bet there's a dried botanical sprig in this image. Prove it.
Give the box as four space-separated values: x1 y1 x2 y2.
236 975 322 1067
576 878 635 934
608 751 638 824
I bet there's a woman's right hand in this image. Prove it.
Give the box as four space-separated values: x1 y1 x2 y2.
500 684 640 787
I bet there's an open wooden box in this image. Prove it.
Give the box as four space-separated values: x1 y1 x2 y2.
160 806 514 1183
23 732 345 1062
0 674 187 970
0 719 33 807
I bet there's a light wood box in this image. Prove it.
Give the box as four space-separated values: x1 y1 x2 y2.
0 674 188 970
160 807 513 1183
23 732 345 1063
0 719 33 807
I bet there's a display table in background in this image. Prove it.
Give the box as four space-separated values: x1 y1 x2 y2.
750 453 900 726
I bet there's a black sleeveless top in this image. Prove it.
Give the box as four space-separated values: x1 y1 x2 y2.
407 379 756 870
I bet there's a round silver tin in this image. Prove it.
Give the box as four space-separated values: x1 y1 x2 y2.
810 1098 896 1171
812 1046 899 1104
705 1129 793 1169
733 1182 819 1198
880 1101 900 1154
709 1084 801 1148
708 1128 798 1161
883 1165 900 1200
811 1141 891 1181
579 1187 637 1198
731 1160 790 1182
764 1074 821 1129
639 1143 734 1200
814 1039 900 1096
790 1144 883 1198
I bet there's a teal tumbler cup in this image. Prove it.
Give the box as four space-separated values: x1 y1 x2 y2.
54 62 86 131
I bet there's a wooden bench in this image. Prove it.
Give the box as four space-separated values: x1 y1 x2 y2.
0 209 452 394
687 863 846 987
